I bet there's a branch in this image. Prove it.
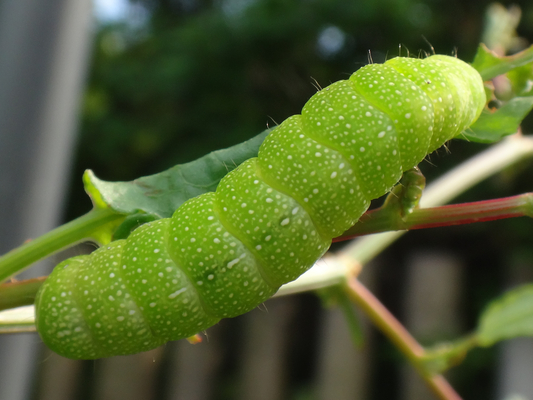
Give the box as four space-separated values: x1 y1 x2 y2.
337 193 533 241
345 277 462 400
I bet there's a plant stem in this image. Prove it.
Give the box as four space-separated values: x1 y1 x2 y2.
408 193 533 228
0 208 123 283
338 134 533 266
0 277 47 311
337 193 533 241
0 305 36 333
345 277 462 400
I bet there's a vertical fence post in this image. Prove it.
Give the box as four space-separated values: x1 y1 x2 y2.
497 258 533 400
0 0 93 398
400 251 464 400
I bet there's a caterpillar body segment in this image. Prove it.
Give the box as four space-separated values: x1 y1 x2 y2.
35 55 485 359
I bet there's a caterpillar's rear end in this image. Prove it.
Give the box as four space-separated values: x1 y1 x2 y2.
35 55 485 359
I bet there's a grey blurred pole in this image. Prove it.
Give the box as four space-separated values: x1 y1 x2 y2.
400 251 464 400
315 261 379 400
0 0 94 399
497 260 533 400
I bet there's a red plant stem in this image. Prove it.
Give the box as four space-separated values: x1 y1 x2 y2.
345 277 463 400
335 193 533 242
0 277 47 311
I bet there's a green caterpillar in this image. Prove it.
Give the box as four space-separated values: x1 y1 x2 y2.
35 54 485 359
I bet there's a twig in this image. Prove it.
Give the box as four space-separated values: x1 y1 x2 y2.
345 277 462 400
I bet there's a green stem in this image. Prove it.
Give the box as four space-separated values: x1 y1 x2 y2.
345 277 462 400
0 208 124 283
337 193 533 241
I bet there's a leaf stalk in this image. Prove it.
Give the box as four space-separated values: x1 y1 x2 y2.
0 208 124 283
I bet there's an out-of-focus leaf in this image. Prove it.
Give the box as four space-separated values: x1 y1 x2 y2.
460 97 533 143
472 43 533 81
423 283 533 373
507 63 533 96
83 129 270 219
421 335 478 374
481 3 523 54
477 284 533 346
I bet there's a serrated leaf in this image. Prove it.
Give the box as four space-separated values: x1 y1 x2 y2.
477 284 533 346
83 129 270 219
472 43 533 81
460 97 533 143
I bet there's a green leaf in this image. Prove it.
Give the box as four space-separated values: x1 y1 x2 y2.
477 283 533 346
460 97 533 143
423 283 533 373
421 335 478 374
472 43 533 81
83 129 270 220
507 63 533 96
